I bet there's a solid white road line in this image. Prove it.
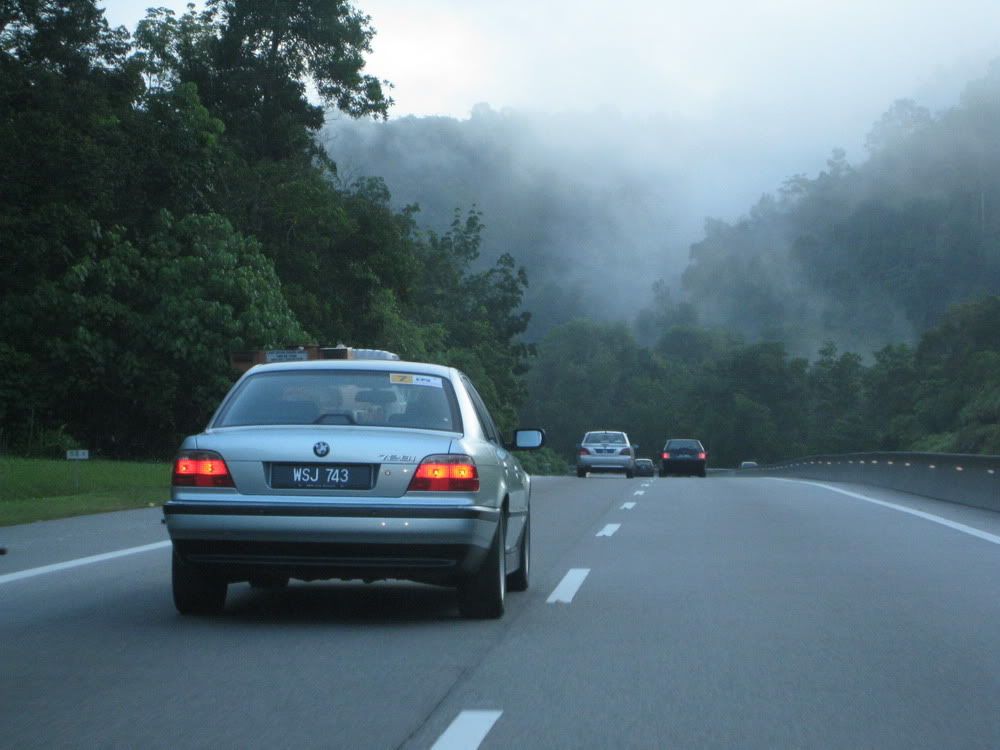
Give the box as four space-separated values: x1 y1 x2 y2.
595 523 620 537
0 540 171 586
633 490 645 496
431 710 503 750
547 568 591 603
621 501 636 510
776 479 1000 546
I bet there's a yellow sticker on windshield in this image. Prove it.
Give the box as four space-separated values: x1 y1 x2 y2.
390 373 443 388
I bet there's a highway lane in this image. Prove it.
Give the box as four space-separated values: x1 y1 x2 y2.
3 476 1000 749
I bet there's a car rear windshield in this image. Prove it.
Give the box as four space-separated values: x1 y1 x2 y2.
665 439 703 450
584 432 627 444
214 370 462 432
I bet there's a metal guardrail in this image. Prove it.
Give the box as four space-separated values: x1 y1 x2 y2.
737 452 1000 513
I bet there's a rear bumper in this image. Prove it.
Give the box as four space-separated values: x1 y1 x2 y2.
660 460 706 475
164 501 498 585
577 456 633 472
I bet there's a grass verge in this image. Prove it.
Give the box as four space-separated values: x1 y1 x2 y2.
0 457 170 527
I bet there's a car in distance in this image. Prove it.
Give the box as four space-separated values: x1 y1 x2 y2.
634 458 655 477
163 350 545 619
660 438 707 477
739 460 759 469
576 430 637 478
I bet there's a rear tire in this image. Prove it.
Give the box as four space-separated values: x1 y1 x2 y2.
576 468 587 478
625 469 634 479
506 516 530 592
172 551 227 615
659 469 667 478
458 514 506 619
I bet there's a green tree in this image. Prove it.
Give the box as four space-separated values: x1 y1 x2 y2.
44 213 304 456
134 0 391 162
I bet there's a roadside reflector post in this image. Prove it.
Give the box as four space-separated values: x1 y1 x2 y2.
66 449 89 492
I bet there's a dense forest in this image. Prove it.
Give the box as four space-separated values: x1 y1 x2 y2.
524 295 1000 467
0 0 530 458
2 0 999 469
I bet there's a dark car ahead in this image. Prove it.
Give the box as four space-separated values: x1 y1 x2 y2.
660 438 707 477
634 458 655 477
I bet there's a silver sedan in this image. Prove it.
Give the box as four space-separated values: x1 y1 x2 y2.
164 357 544 619
576 430 637 478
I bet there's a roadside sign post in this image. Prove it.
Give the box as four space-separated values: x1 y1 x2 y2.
66 449 89 492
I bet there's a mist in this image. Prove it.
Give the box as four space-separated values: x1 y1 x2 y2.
321 104 845 336
320 57 985 346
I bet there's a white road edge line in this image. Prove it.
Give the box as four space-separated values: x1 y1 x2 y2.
431 710 503 750
621 501 636 510
0 540 172 586
596 523 621 537
772 479 1000 546
547 568 591 603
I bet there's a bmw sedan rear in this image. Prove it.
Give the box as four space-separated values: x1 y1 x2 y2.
164 359 543 618
576 430 637 478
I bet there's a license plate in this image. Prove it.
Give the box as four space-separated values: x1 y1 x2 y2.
270 464 373 490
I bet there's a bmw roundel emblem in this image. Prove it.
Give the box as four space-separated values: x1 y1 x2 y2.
313 441 330 457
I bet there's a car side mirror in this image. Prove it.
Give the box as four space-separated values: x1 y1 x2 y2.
513 428 545 450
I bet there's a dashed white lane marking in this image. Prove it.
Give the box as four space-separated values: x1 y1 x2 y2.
633 490 645 496
0 541 171 586
547 568 591 603
431 710 503 750
641 482 651 487
596 523 620 537
621 502 636 510
775 479 1000 546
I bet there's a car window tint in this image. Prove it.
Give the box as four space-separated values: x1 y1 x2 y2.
215 370 461 431
462 377 502 444
665 439 702 449
584 432 626 444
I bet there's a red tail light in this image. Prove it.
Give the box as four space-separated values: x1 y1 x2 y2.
578 447 590 456
619 447 631 455
698 452 707 460
408 454 479 492
662 452 670 459
173 451 234 487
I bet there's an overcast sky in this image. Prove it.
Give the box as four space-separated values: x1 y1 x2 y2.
100 0 1000 227
100 0 1000 157
96 0 1000 331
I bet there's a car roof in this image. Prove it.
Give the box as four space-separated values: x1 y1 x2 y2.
244 359 456 379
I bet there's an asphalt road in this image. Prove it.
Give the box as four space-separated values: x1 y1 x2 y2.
2 476 1000 749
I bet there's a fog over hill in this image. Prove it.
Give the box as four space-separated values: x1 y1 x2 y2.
320 104 845 336
320 64 978 343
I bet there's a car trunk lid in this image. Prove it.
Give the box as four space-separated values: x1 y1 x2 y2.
195 426 457 498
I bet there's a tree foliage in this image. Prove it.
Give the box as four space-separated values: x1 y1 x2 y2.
682 65 1000 355
1 0 531 457
524 297 1000 467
